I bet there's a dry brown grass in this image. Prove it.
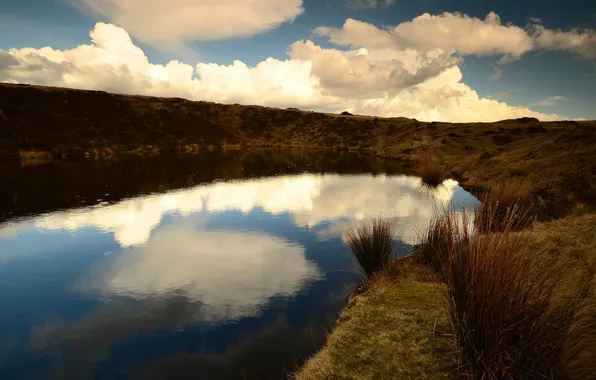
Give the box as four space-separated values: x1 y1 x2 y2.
345 217 395 276
416 153 444 188
476 181 533 232
414 211 453 272
423 206 591 379
526 211 596 379
294 272 461 380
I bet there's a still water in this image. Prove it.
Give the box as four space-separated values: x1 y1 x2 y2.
0 150 477 380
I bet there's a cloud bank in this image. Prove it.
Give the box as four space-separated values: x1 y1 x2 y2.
316 13 533 59
3 11 594 121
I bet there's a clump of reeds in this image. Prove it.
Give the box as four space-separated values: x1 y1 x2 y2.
418 205 589 379
476 181 533 232
414 212 453 271
416 154 444 188
345 217 395 276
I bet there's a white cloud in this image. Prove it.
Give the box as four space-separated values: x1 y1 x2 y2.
81 227 322 321
315 19 396 49
289 40 461 98
394 12 533 58
316 13 534 59
69 0 304 45
315 13 596 63
0 22 569 122
346 0 396 10
344 66 564 122
28 174 473 246
492 67 503 80
531 24 596 59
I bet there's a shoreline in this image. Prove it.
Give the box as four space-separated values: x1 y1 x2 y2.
2 82 596 378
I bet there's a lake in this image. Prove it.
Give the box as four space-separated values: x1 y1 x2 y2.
0 150 477 380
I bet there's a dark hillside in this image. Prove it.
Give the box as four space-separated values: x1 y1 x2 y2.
1 82 595 218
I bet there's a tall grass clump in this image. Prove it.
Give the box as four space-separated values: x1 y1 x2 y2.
416 154 444 188
476 181 533 232
424 205 589 379
414 212 453 271
345 217 395 276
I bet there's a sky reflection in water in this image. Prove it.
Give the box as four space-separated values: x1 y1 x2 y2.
0 161 477 379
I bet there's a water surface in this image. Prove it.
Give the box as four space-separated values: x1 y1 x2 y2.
0 150 477 379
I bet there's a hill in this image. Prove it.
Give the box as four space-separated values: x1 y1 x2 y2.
1 82 595 220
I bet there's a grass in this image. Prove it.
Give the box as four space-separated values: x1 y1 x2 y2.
295 267 461 380
526 210 596 379
416 153 444 188
345 217 395 276
299 205 596 380
475 181 533 232
418 206 591 379
414 211 452 272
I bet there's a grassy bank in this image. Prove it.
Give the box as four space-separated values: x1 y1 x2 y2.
297 265 460 380
295 210 596 380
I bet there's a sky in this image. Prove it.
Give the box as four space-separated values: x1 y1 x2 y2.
0 0 595 122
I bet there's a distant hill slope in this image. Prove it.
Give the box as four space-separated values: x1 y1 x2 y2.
1 82 595 218
0 82 407 158
0 82 590 158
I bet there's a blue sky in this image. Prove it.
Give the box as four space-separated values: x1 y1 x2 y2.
0 0 595 121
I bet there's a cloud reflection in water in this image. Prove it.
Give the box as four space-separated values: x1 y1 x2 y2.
80 227 322 322
32 174 468 246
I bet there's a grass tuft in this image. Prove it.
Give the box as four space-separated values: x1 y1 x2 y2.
416 153 444 188
345 217 395 276
414 211 453 272
420 206 590 379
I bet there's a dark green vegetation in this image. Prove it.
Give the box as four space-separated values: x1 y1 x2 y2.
345 217 395 276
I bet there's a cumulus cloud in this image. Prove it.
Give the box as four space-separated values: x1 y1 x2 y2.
0 21 569 121
394 12 534 58
0 23 323 108
315 13 596 62
315 19 396 49
289 40 461 97
69 0 304 45
531 24 596 59
316 13 534 59
346 0 396 10
345 66 564 122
